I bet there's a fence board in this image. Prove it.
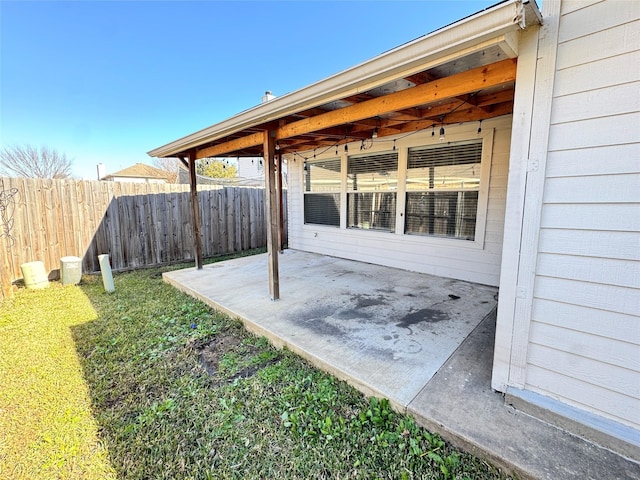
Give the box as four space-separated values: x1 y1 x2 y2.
0 178 285 298
106 182 122 267
170 190 181 259
217 189 227 255
42 180 56 271
0 177 17 299
226 188 235 253
69 181 83 268
19 178 34 262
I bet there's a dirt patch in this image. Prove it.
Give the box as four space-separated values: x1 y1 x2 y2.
194 332 280 384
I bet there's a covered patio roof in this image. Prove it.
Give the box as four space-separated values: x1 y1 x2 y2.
147 0 541 298
148 0 541 161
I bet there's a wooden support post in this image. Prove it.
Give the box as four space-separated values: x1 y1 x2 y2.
187 153 203 270
263 131 279 300
276 153 284 252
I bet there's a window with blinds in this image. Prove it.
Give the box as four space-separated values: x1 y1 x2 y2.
304 158 341 227
347 151 398 232
405 140 482 240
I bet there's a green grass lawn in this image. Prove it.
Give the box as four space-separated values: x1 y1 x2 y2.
0 253 512 480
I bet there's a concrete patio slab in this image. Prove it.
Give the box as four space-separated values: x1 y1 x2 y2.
164 250 639 479
409 313 640 480
164 249 497 409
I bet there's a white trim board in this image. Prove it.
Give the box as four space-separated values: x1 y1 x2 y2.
491 23 542 392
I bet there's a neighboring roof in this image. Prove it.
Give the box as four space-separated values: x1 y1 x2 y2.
103 163 172 181
148 0 541 161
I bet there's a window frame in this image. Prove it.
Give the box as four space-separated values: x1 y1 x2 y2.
298 128 494 249
346 149 399 232
404 139 482 241
398 129 494 249
302 157 342 227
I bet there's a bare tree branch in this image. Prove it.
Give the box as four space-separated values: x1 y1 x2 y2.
152 157 180 184
0 145 73 179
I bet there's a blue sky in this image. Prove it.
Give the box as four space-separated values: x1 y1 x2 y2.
1 0 496 180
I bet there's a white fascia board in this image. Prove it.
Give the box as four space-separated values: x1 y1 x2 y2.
148 0 540 158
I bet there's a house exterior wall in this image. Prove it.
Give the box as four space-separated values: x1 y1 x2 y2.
525 0 640 432
494 0 639 451
287 115 512 287
238 157 264 178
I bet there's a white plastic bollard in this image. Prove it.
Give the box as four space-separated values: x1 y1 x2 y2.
98 254 115 293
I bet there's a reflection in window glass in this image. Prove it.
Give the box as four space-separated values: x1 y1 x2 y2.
304 158 341 226
405 140 482 240
347 151 398 232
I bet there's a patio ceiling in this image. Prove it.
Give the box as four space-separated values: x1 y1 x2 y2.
148 1 541 161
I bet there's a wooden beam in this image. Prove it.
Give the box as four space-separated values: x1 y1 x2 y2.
377 101 514 137
476 89 515 107
263 130 279 300
405 72 486 111
293 107 332 118
188 151 203 270
195 131 264 159
276 58 517 140
395 99 477 123
341 93 376 104
177 156 189 168
404 71 436 85
385 110 426 121
283 139 341 151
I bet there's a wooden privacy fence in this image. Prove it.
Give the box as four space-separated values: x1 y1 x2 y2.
0 177 287 299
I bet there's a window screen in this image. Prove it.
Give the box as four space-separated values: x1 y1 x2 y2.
405 140 482 240
304 158 341 226
347 151 398 232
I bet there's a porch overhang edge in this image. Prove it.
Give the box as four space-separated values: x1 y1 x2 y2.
148 0 541 159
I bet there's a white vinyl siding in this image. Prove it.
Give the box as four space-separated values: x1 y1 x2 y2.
287 116 508 286
525 0 640 431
